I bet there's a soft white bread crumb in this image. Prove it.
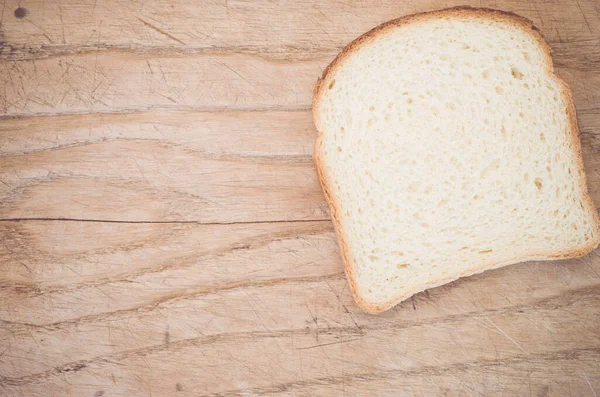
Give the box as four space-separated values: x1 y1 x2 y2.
313 7 600 314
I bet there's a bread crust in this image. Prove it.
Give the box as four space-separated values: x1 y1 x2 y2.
312 6 600 314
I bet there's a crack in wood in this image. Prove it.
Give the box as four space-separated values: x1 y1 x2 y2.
0 106 314 120
0 38 596 62
0 44 340 62
0 217 331 225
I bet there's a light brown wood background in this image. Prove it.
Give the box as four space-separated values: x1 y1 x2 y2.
0 0 599 396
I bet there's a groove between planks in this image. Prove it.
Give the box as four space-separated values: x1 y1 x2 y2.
0 105 314 121
0 217 330 225
0 39 596 61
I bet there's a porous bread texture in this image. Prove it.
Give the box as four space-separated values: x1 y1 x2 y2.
313 7 600 314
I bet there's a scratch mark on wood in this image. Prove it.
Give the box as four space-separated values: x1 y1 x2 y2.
297 338 363 350
136 17 187 46
574 0 593 33
486 318 530 355
212 58 251 84
24 18 55 44
583 370 598 397
325 280 362 333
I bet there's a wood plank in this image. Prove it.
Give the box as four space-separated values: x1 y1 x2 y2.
0 52 327 116
0 111 329 222
1 0 598 58
1 46 599 117
1 288 599 395
0 220 340 324
1 218 599 379
0 110 316 157
236 351 600 396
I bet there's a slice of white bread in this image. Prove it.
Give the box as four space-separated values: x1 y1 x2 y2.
313 7 600 314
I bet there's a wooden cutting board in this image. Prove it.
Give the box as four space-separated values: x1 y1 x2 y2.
1 1 599 396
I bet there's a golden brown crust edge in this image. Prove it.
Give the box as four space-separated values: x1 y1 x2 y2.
312 6 600 314
312 6 553 129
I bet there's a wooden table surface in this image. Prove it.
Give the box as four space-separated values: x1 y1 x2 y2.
1 0 600 396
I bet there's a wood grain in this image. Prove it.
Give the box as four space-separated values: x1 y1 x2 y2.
0 0 598 56
1 0 600 395
0 52 330 116
1 242 599 377
0 111 329 222
2 288 599 395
